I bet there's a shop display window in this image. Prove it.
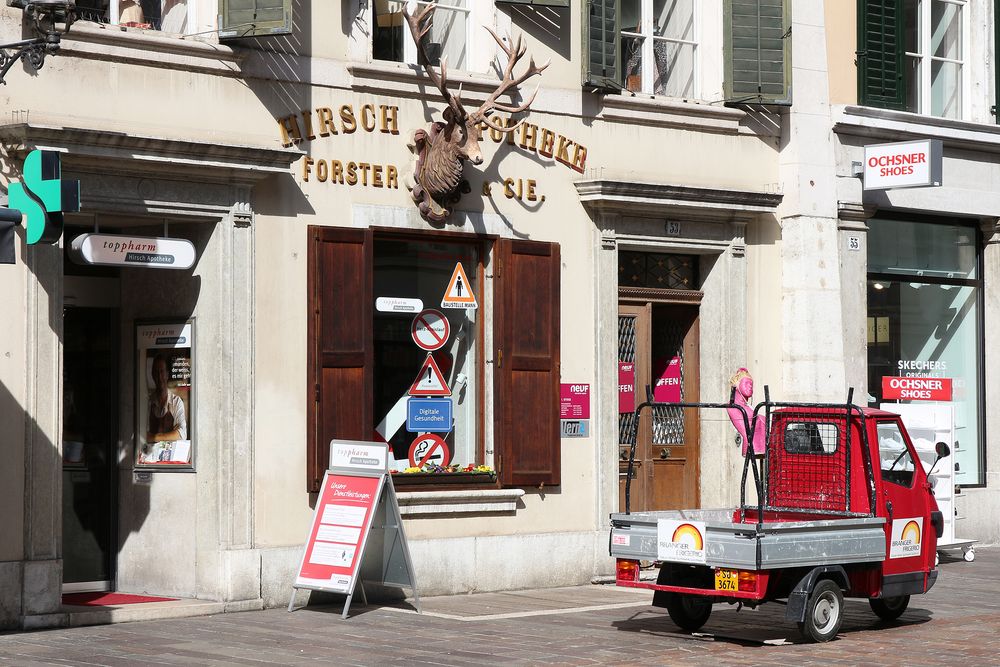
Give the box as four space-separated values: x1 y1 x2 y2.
373 238 483 474
867 217 983 487
75 0 189 33
308 227 561 492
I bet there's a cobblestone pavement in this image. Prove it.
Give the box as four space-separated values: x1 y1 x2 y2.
0 548 996 666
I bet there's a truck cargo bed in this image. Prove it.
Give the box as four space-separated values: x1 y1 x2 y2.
610 509 886 570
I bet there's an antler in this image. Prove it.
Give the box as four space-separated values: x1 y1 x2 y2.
472 26 551 133
402 3 468 121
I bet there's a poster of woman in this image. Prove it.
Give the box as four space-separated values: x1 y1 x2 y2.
135 321 194 468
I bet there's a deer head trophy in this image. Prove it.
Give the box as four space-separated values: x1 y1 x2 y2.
403 3 549 223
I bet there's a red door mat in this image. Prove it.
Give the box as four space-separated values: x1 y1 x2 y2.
63 592 177 606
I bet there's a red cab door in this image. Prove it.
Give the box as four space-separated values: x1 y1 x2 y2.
873 418 938 590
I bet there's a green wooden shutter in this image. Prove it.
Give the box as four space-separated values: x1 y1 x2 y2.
219 0 291 39
857 0 905 110
582 0 621 92
724 0 791 105
499 0 570 6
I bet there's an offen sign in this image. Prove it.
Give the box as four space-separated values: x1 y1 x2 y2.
863 139 942 191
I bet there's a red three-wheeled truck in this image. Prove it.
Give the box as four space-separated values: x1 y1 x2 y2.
610 390 949 642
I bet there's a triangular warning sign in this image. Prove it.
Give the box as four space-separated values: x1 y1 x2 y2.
441 262 478 309
408 354 451 396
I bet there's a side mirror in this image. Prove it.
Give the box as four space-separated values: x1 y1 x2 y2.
928 441 952 476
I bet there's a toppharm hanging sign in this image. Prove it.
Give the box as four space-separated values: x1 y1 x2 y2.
863 139 942 190
69 234 196 270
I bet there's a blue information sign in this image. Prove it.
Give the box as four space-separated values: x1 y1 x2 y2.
406 398 453 433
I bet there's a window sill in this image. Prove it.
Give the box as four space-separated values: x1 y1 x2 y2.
599 92 746 134
396 488 524 516
59 22 243 76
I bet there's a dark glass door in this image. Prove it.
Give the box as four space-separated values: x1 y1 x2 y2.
62 306 118 589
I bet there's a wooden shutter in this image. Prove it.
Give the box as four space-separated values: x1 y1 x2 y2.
582 0 621 92
857 0 905 110
495 239 561 487
724 0 791 104
307 227 373 492
219 0 292 39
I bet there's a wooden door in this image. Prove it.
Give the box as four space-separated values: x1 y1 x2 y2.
618 302 700 512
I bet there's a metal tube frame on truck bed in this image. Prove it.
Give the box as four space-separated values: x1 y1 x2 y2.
621 387 879 541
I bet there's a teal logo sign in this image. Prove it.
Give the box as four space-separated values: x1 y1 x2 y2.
8 150 81 245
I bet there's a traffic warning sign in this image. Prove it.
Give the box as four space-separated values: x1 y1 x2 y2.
408 433 451 468
410 309 450 351
408 353 451 396
441 262 478 309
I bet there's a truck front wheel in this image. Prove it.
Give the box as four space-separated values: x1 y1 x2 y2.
869 595 910 621
664 593 712 632
798 580 843 642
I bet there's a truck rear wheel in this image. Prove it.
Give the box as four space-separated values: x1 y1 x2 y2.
664 593 712 632
869 595 910 621
798 580 843 643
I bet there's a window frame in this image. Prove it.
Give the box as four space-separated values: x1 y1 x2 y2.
621 0 700 98
903 0 969 119
372 0 497 75
876 420 917 488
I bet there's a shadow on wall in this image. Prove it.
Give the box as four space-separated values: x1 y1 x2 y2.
503 4 572 62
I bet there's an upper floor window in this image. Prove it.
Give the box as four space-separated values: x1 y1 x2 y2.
858 0 967 119
903 0 966 118
74 0 292 38
374 0 473 70
621 0 698 97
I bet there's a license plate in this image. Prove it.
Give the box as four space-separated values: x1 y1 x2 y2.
714 569 738 592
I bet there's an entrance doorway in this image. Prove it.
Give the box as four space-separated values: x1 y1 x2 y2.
62 298 119 592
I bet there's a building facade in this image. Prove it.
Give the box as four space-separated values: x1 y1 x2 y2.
0 0 994 630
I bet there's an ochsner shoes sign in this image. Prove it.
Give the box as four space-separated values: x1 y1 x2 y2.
69 234 196 270
863 139 942 190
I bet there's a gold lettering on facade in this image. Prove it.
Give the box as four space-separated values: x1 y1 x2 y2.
316 107 338 136
302 156 314 181
340 105 357 134
279 116 303 147
316 160 329 182
332 160 344 184
554 135 573 168
359 162 371 186
387 165 399 189
373 165 384 187
519 123 538 152
346 161 358 185
380 105 400 134
361 105 377 132
301 110 317 141
571 144 587 174
539 129 555 158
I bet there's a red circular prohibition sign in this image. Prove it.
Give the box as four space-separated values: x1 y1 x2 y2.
411 309 450 351
408 434 451 468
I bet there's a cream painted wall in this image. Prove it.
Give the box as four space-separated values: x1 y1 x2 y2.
824 0 857 106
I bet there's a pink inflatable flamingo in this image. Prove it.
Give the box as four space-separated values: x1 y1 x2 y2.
727 368 766 456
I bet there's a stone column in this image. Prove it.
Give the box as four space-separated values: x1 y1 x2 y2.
838 202 876 400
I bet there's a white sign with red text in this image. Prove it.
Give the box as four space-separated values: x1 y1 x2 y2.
863 139 942 190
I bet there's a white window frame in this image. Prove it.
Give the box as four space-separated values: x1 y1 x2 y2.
371 0 498 74
621 0 699 99
903 0 969 119
106 0 200 35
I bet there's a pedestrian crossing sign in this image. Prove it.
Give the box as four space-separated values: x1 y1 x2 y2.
441 262 478 309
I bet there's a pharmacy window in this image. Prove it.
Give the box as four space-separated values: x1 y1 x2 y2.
374 0 474 70
621 0 698 97
307 228 561 493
